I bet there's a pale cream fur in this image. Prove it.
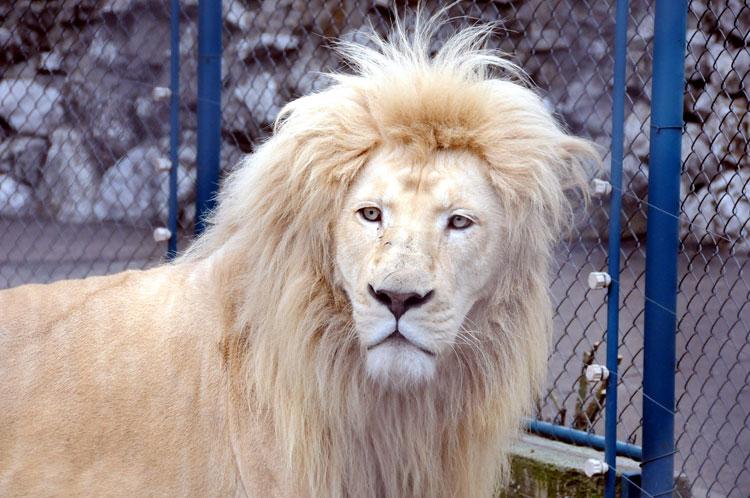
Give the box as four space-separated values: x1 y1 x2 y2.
0 16 596 498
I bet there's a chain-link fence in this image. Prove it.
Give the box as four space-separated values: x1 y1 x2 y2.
0 1 197 286
676 1 750 496
0 0 748 496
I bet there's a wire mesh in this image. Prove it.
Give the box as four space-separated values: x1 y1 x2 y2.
0 0 748 496
676 1 750 496
0 1 197 288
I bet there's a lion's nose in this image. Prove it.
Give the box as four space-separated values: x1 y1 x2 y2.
367 284 434 320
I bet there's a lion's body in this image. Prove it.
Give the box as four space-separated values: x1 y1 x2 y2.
0 267 246 495
0 16 595 498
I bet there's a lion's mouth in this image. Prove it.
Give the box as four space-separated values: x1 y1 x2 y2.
367 330 435 356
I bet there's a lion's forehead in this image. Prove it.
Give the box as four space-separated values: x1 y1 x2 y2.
352 147 494 213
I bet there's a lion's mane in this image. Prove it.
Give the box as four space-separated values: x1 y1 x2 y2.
183 16 595 498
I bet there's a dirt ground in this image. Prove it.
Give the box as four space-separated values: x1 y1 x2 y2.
1 219 747 497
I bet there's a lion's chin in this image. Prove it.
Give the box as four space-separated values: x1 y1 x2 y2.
365 342 437 388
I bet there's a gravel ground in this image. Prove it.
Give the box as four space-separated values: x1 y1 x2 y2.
0 218 186 286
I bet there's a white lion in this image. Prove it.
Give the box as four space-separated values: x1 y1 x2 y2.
0 17 596 498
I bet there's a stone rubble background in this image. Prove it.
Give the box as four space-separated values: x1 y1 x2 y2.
0 0 746 245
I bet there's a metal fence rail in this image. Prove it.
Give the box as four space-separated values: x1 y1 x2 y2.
0 1 748 496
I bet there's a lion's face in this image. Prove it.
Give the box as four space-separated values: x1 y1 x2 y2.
335 146 506 386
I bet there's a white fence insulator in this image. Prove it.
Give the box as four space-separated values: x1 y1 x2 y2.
152 86 171 101
588 271 612 289
592 178 613 196
584 458 609 477
153 157 172 172
586 364 610 382
153 227 172 242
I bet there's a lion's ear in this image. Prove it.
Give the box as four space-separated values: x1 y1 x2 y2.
556 135 602 205
543 134 602 241
555 135 601 198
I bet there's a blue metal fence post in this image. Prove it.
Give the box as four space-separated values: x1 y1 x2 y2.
642 0 688 495
195 0 223 235
621 472 642 498
167 0 180 259
604 0 630 495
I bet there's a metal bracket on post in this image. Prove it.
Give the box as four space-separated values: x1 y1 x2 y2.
584 458 609 478
153 227 172 242
152 86 172 101
592 178 613 196
586 364 610 382
641 0 688 496
195 0 223 235
588 271 612 289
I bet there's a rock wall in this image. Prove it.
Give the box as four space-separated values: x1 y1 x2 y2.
682 0 749 248
0 0 746 244
0 0 198 224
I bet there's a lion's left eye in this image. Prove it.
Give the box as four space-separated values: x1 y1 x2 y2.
448 214 473 230
359 207 382 222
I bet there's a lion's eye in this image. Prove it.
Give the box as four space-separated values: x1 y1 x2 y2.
359 207 382 222
448 214 473 230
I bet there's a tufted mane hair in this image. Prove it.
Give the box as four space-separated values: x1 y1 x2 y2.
181 12 597 498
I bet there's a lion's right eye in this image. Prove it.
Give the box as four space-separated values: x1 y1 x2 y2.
358 207 382 222
448 214 474 230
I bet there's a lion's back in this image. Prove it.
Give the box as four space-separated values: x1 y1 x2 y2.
0 271 136 338
0 267 235 496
